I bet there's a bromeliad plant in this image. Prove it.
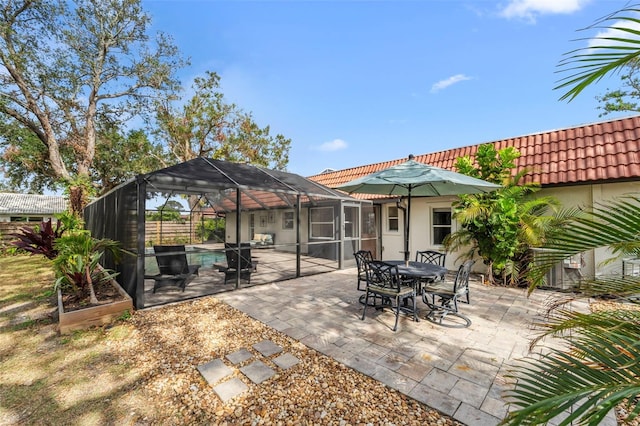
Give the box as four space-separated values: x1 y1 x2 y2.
10 211 84 259
11 218 65 259
52 231 122 305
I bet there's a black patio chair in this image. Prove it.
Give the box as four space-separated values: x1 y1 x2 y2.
415 250 447 284
361 261 418 332
218 243 257 284
146 245 201 293
354 250 374 292
416 250 446 267
422 260 475 327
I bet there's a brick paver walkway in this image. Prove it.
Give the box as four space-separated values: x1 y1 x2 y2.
217 268 617 426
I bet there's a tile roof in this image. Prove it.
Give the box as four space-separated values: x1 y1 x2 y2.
309 115 640 198
0 192 67 215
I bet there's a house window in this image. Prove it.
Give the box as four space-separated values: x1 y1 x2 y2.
388 206 399 232
282 211 294 230
432 208 451 245
310 206 334 239
10 216 42 222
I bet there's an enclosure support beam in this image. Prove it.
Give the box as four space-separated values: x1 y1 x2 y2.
235 188 242 289
135 177 147 309
296 195 301 277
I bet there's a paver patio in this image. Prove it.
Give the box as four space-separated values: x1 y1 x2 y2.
216 267 617 426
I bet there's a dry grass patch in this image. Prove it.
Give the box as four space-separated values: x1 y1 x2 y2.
0 254 460 425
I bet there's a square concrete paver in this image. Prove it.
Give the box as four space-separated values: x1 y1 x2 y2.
214 377 248 402
273 352 300 369
226 348 253 365
240 360 276 384
252 339 283 357
197 358 233 385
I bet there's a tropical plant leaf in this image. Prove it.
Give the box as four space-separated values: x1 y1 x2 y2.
503 309 640 425
556 7 640 101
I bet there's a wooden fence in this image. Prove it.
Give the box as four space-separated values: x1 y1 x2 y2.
0 222 30 247
0 221 203 248
144 221 199 246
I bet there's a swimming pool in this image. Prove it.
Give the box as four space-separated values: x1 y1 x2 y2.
145 250 225 275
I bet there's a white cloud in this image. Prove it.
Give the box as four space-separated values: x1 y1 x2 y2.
313 139 348 152
588 17 640 49
430 74 472 93
499 0 590 22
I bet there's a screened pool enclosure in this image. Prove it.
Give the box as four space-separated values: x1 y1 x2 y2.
84 158 375 309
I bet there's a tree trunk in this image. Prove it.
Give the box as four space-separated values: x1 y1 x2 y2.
84 265 99 305
69 186 86 216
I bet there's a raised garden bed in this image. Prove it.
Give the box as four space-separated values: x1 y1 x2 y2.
57 278 133 334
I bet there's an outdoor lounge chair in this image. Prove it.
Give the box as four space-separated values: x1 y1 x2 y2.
146 245 201 293
218 243 257 284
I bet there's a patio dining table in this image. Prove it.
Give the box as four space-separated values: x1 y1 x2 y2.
385 260 447 285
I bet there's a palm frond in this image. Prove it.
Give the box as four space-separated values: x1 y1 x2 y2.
504 309 640 425
556 7 640 101
528 196 640 289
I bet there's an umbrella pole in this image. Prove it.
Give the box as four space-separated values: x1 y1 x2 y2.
405 187 411 264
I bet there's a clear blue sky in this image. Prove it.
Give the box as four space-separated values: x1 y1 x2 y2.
146 1 633 177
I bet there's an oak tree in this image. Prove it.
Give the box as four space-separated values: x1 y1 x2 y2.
0 0 184 212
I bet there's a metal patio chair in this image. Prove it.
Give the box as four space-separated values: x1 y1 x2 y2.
354 250 374 292
415 250 447 285
416 250 446 267
422 260 475 327
361 260 418 332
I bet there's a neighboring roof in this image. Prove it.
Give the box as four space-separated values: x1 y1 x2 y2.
310 114 640 198
0 192 67 215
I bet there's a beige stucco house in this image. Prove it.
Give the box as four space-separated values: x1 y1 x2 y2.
309 114 640 288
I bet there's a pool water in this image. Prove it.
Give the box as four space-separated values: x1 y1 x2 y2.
145 250 225 275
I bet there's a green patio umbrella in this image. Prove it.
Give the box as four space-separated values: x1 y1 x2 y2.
336 155 501 262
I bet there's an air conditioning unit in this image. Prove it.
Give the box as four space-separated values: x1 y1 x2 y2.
532 249 582 290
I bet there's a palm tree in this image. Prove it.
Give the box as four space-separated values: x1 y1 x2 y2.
503 197 640 425
502 6 640 424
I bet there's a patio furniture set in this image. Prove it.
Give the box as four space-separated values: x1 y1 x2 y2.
145 243 258 293
355 249 474 331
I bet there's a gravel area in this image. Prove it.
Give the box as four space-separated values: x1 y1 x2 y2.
111 296 462 425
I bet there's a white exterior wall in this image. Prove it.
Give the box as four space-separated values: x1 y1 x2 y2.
0 214 57 223
379 196 461 271
380 181 640 277
225 209 310 252
540 181 640 278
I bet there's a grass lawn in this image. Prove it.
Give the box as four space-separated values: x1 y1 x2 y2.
0 254 460 425
0 254 146 425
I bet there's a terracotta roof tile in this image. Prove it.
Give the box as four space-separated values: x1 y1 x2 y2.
309 115 640 189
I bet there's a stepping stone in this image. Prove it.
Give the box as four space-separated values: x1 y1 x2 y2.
197 359 233 385
252 339 283 357
214 377 248 402
273 352 300 370
226 348 253 365
240 360 276 384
